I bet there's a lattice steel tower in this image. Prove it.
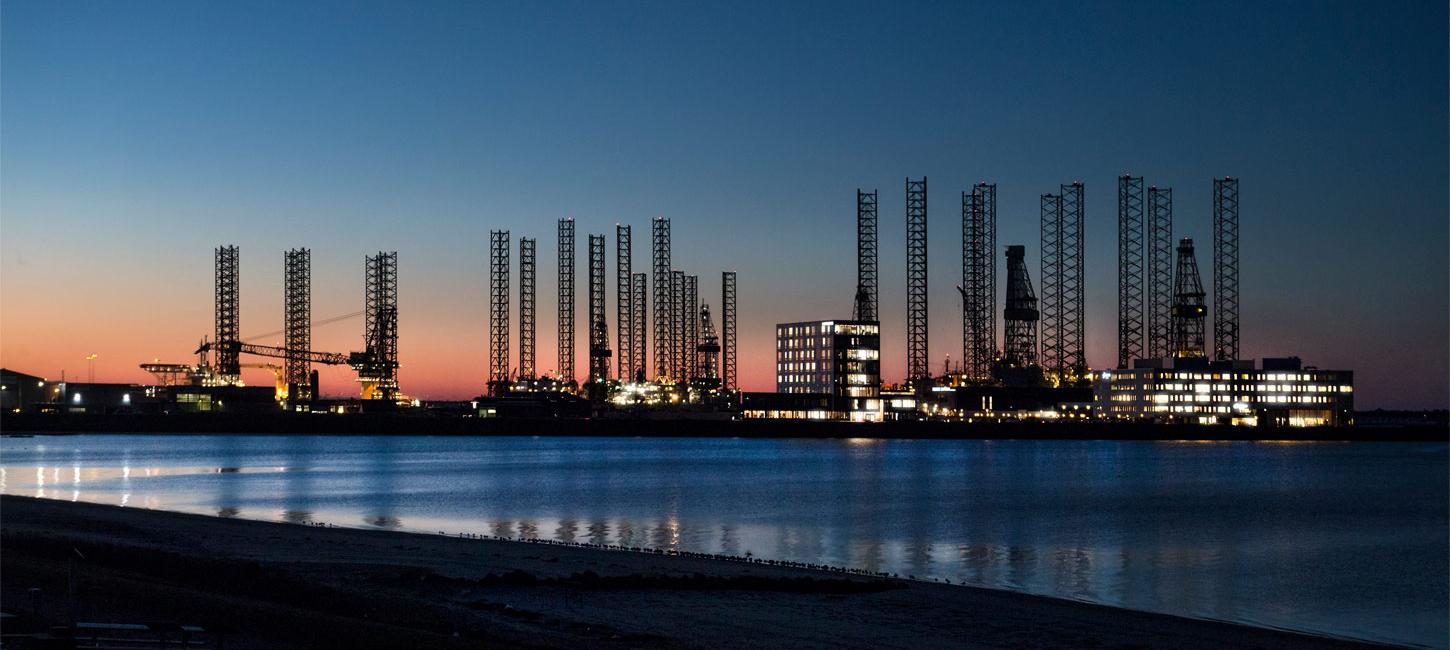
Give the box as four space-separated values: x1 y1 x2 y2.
960 191 974 379
670 270 685 381
1118 175 1145 368
905 177 928 382
1213 177 1240 361
961 184 996 382
360 251 399 401
588 234 611 385
616 225 632 381
1060 182 1085 377
1039 193 1063 376
1002 245 1039 368
855 189 878 321
976 182 997 364
214 245 240 383
1147 186 1175 359
1172 237 1207 359
284 248 311 400
557 219 575 384
489 231 510 393
631 272 647 383
518 237 536 380
722 271 737 391
683 275 699 381
1040 182 1085 381
652 218 672 380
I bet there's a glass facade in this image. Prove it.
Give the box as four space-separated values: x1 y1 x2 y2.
1094 367 1354 426
775 320 882 421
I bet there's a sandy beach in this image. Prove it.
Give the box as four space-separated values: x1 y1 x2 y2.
0 495 1393 649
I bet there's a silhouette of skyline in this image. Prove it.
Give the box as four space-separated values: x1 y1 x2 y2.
2 1 1445 408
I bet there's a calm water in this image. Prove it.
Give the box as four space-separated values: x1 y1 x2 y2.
1 435 1444 647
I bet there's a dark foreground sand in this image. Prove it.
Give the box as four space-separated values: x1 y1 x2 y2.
0 496 1389 649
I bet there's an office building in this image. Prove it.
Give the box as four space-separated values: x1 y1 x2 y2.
1095 357 1353 426
766 319 881 421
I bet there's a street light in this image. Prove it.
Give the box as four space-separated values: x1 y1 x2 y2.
85 354 98 384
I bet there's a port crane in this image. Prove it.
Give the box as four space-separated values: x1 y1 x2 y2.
193 338 396 401
195 339 349 366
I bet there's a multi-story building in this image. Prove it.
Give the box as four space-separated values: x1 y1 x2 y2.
771 319 881 421
1095 357 1353 426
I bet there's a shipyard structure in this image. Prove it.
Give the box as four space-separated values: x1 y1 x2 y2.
740 175 1352 427
28 215 745 417
3 174 1355 427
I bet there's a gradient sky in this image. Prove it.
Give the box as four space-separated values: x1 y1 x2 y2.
3 1 1446 408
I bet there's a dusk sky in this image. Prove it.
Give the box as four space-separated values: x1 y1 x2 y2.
2 0 1446 408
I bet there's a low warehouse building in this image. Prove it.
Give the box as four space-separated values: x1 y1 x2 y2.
1094 357 1353 426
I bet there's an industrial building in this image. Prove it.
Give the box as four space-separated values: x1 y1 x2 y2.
757 319 881 421
923 383 1094 421
1094 357 1353 426
1 369 153 415
0 368 50 412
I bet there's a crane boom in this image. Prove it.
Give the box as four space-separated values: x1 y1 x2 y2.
197 340 349 366
241 310 365 343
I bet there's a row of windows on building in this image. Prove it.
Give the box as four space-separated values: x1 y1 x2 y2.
778 348 879 361
778 337 832 350
1115 382 1352 394
1111 393 1341 405
1122 371 1339 382
776 323 880 336
1150 405 1243 414
779 383 830 393
779 361 826 373
832 324 877 336
777 324 829 337
778 361 873 372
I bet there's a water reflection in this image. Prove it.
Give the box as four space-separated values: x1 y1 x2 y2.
903 442 936 577
0 436 1443 648
363 436 401 529
1051 546 1094 600
556 519 578 543
217 436 242 517
718 524 739 556
280 436 315 524
615 520 636 547
517 521 539 539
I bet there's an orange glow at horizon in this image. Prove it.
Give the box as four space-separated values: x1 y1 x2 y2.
0 278 780 399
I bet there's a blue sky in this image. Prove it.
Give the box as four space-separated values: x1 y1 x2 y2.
2 0 1446 407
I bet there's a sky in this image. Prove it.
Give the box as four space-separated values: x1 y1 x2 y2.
2 0 1446 408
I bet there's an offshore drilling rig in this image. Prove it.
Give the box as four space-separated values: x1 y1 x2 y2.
477 216 739 409
143 245 406 409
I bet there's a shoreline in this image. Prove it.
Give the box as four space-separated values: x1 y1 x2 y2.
3 412 1445 441
0 495 1398 649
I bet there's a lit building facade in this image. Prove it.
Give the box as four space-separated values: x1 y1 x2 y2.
1095 357 1353 426
773 320 881 421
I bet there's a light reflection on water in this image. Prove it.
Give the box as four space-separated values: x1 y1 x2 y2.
0 434 1444 648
